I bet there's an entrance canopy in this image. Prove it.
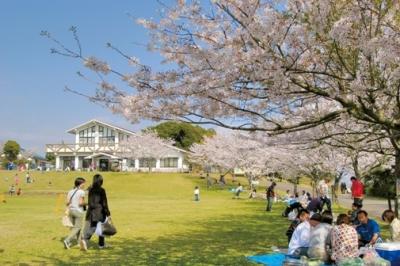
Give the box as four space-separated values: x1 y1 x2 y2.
84 152 120 160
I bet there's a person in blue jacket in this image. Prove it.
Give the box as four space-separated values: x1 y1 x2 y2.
356 210 382 247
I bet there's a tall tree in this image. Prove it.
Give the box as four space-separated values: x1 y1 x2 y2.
3 140 20 162
45 0 400 210
147 121 215 150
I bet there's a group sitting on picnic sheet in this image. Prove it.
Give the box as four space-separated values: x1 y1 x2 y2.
275 179 400 265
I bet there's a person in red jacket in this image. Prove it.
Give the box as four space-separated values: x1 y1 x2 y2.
350 176 364 205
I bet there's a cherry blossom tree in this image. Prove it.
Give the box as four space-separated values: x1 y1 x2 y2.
119 131 175 172
44 0 400 210
190 131 268 187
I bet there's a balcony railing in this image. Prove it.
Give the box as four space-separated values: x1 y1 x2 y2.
46 143 124 153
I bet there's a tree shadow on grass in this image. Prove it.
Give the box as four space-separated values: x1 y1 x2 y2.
33 211 289 265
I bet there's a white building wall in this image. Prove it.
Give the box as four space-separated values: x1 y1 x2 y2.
74 156 79 170
56 156 60 170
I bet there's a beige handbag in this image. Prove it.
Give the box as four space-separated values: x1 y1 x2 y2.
61 189 78 227
62 209 73 227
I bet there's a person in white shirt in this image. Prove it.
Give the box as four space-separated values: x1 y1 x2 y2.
194 186 200 201
64 177 86 249
288 215 312 256
382 209 400 241
308 211 333 262
318 178 331 211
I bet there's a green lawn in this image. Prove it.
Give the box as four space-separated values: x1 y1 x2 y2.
0 171 292 265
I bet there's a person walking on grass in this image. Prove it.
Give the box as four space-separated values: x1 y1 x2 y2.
14 174 19 186
318 177 331 212
63 177 86 249
194 186 200 201
266 182 276 211
80 174 111 251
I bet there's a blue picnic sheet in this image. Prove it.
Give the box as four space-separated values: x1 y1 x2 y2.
247 253 333 265
247 253 286 266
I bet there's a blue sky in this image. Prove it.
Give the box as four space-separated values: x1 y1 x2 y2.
0 0 176 154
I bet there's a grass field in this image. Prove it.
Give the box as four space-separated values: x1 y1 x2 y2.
0 170 390 265
0 170 293 265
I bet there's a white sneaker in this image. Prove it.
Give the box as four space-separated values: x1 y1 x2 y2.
80 239 88 251
99 244 111 249
63 240 70 249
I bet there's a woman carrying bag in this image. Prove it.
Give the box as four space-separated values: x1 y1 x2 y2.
80 174 111 250
64 177 86 249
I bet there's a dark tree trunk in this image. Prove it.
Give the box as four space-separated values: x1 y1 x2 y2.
352 155 361 179
388 195 392 211
293 176 299 195
395 150 400 217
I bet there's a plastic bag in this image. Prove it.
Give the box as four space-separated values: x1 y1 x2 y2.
61 209 73 227
288 209 298 221
95 221 103 236
337 257 364 266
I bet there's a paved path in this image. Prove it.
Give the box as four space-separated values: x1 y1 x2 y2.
275 182 390 219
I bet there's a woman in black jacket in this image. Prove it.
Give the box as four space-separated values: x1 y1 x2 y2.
80 174 110 250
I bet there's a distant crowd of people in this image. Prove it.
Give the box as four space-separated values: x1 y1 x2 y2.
7 172 35 196
263 175 400 264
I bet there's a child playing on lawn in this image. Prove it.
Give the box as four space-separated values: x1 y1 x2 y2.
194 186 200 201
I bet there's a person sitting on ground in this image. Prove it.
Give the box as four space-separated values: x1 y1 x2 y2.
282 197 304 217
299 190 309 208
249 188 257 199
306 197 322 214
349 202 362 225
306 192 312 202
233 183 243 199
308 211 333 262
288 212 312 257
283 189 291 201
331 214 359 264
356 210 382 247
286 209 310 243
382 209 400 242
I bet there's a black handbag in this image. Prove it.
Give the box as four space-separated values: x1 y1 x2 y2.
102 217 117 236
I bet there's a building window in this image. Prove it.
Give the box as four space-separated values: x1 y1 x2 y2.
128 159 135 168
160 157 178 168
79 127 95 145
99 126 115 145
139 158 156 168
119 133 124 142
